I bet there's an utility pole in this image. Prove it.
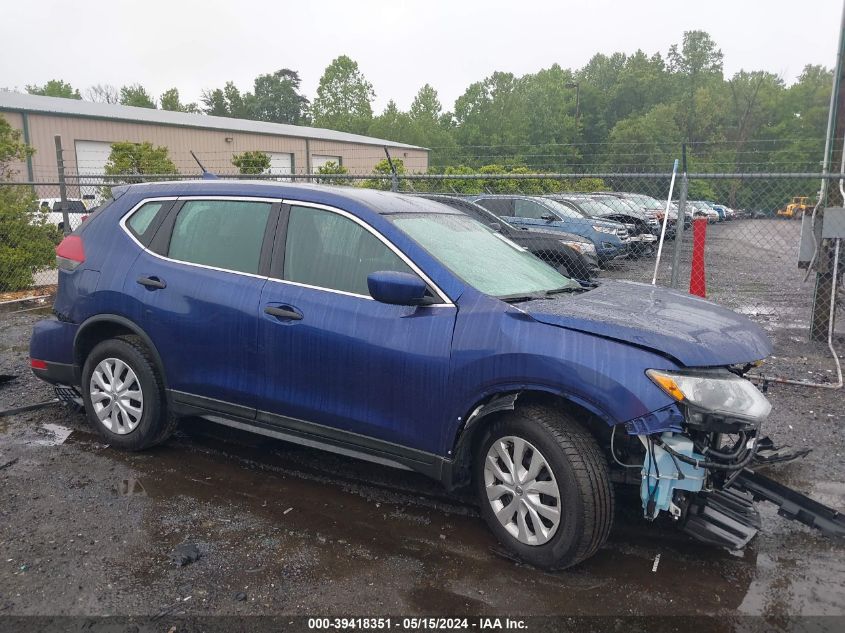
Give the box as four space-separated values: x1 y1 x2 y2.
810 1 845 340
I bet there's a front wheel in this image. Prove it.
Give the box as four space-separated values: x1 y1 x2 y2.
475 405 614 569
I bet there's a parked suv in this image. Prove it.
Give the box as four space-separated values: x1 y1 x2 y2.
420 194 599 280
31 181 774 569
470 195 630 264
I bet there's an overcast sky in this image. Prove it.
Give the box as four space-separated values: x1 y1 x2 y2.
4 0 842 113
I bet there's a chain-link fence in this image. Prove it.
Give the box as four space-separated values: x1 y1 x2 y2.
2 166 842 385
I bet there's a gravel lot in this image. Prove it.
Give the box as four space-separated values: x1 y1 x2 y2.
0 218 843 628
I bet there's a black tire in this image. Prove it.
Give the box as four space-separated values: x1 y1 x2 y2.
80 335 178 450
474 405 614 570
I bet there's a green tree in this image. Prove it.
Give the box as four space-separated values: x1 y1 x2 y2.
311 55 375 134
231 150 271 175
0 115 57 291
200 81 250 118
360 158 404 191
406 84 456 163
26 79 81 99
119 84 157 108
453 72 526 164
315 160 349 185
668 30 724 142
251 69 309 124
102 142 178 195
367 101 413 142
607 103 683 170
160 88 199 113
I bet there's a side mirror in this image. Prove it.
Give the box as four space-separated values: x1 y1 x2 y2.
540 214 555 222
489 222 502 232
367 271 432 306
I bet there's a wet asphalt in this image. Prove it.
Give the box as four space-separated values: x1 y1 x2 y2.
0 219 843 623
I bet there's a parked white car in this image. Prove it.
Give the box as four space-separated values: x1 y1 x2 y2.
36 198 90 231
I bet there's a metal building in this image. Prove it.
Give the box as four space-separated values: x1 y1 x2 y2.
0 92 428 197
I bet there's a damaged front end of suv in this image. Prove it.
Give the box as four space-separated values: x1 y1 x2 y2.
621 366 773 548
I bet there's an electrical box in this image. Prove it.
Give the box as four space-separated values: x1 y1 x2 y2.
822 207 845 238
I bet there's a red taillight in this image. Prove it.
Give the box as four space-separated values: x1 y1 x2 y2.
31 359 47 370
56 235 85 271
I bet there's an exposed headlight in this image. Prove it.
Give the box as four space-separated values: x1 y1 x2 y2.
560 239 596 254
592 225 617 234
646 369 771 421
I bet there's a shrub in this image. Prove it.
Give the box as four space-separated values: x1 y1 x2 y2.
232 150 271 175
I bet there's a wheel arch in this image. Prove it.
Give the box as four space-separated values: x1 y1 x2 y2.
445 386 616 489
73 315 167 389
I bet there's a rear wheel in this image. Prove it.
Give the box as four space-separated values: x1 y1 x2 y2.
81 336 177 450
475 405 614 569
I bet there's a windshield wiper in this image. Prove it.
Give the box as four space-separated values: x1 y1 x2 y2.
544 285 588 296
500 294 542 303
500 286 587 303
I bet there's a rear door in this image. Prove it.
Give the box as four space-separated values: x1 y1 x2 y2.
123 197 279 414
257 202 457 454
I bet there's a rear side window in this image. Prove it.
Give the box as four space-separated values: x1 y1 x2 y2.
127 201 166 238
283 205 413 296
476 198 513 217
168 200 271 274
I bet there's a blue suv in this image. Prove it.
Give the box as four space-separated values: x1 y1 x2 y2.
30 181 774 569
470 195 630 263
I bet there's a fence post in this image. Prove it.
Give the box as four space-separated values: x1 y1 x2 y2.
54 135 70 236
670 145 689 288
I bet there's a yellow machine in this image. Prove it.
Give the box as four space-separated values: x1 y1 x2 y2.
777 196 813 219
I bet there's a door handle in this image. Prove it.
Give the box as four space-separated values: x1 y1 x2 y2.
264 306 303 321
137 276 166 290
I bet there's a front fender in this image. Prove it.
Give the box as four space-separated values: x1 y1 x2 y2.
443 295 683 455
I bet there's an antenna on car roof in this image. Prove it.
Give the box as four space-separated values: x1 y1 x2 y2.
190 150 218 180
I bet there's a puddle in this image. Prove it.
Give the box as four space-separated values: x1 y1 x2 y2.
736 305 778 317
31 422 74 446
114 477 148 496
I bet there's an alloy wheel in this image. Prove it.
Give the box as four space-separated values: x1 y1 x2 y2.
484 436 561 545
89 357 144 434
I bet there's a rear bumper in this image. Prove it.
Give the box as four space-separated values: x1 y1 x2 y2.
31 360 78 386
29 318 79 386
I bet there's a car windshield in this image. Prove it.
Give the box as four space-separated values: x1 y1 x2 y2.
594 196 640 214
625 194 664 210
571 198 617 217
390 213 580 298
543 198 587 218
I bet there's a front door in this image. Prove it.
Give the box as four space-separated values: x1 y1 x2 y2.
258 203 457 454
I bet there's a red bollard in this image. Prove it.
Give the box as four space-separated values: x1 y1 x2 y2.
689 218 707 297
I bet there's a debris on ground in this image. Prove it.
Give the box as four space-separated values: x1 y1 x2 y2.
234 592 247 601
170 542 202 567
0 457 19 471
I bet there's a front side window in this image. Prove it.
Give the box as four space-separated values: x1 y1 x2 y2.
168 200 271 274
283 205 413 296
390 213 577 297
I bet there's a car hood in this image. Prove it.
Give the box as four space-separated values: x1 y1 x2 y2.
515 280 772 367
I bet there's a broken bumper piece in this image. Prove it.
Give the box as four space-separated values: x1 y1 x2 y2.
683 487 760 550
